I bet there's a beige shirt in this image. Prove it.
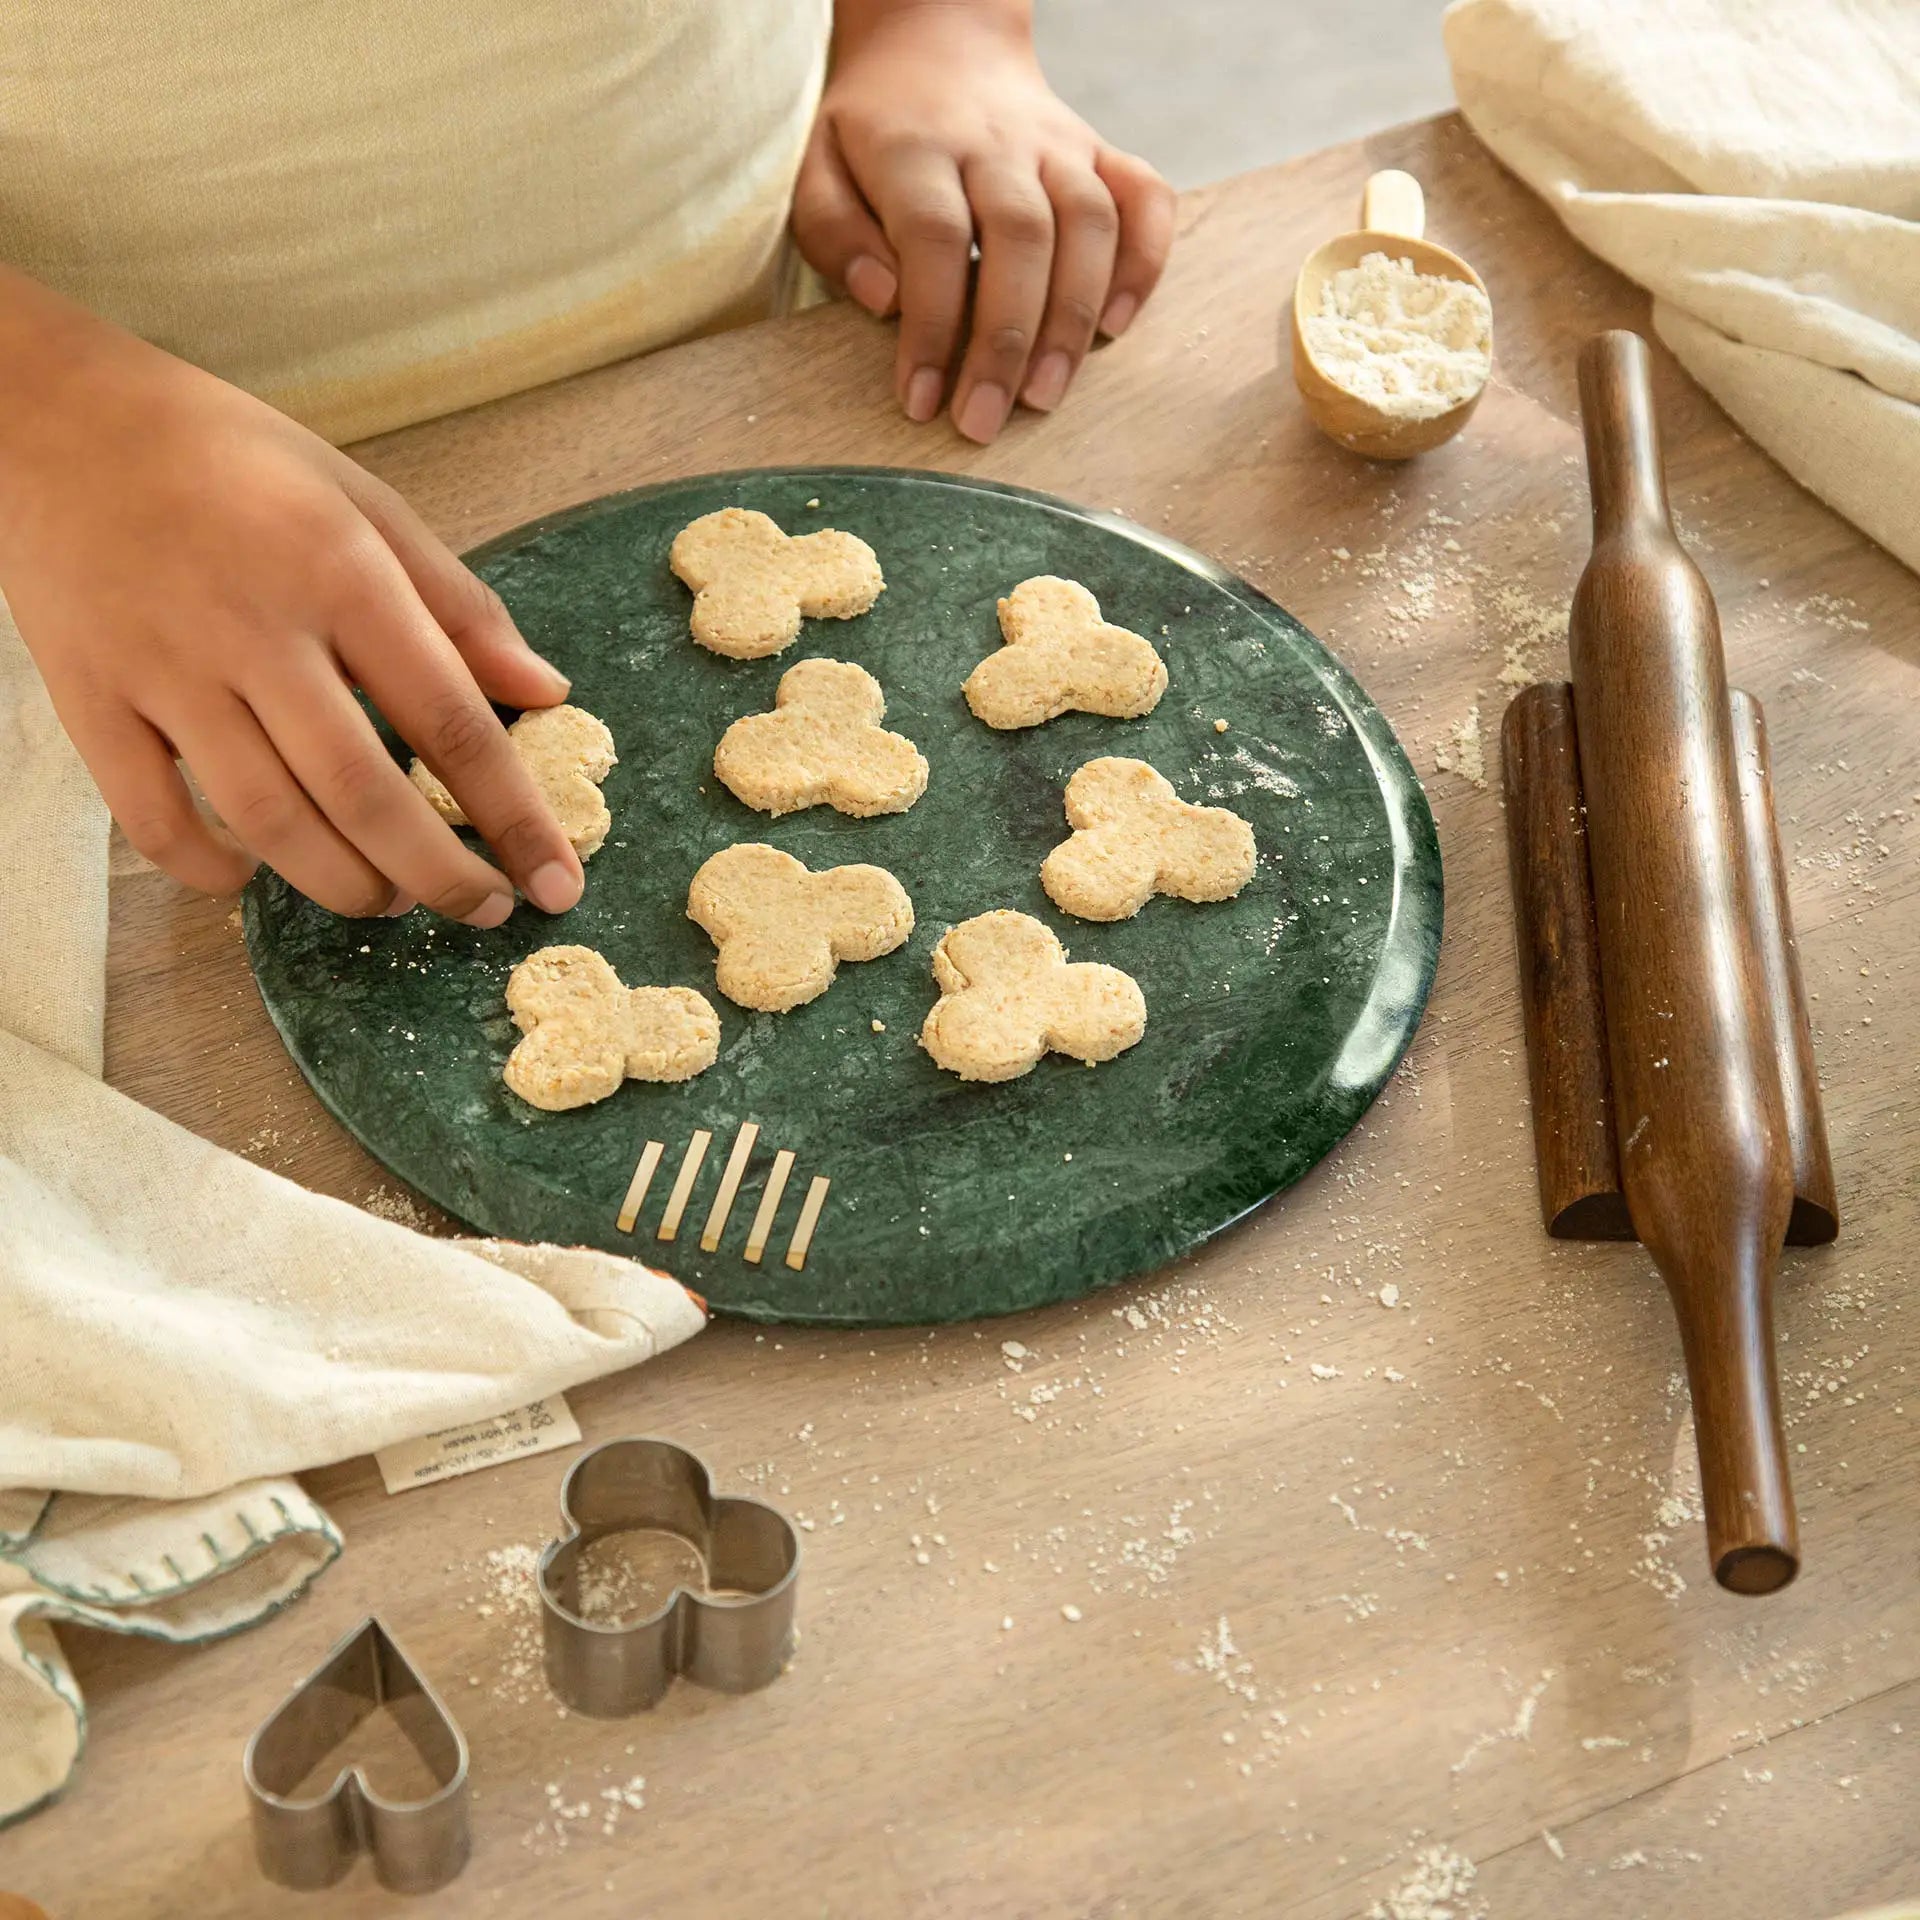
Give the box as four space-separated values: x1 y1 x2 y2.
0 1 830 443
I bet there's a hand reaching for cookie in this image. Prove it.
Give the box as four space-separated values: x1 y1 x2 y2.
792 0 1177 444
0 266 584 925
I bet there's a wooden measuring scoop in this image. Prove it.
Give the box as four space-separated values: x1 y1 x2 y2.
1291 169 1491 459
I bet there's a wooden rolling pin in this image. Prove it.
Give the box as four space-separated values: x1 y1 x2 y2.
1568 330 1798 1595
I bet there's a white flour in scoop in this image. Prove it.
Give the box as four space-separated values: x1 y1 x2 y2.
1304 251 1492 420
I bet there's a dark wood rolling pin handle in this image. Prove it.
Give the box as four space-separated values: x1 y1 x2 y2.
1572 329 1798 1595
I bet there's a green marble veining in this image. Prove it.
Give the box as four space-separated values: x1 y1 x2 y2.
245 469 1442 1325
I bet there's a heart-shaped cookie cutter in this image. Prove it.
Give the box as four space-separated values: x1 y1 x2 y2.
537 1437 800 1717
242 1615 469 1894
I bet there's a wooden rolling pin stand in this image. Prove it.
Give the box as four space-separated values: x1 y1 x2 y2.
1502 331 1839 1597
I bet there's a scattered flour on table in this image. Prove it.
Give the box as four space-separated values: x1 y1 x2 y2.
1093 1497 1200 1591
470 1542 544 1706
525 1772 647 1854
1610 1846 1704 1873
1489 581 1564 690
1451 1669 1555 1774
1180 1613 1292 1773
1367 1844 1484 1920
1792 592 1871 634
1194 1616 1258 1700
1304 252 1492 421
1432 704 1486 789
362 1184 433 1229
1312 495 1581 791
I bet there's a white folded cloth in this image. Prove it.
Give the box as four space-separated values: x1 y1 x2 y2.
1446 0 1920 576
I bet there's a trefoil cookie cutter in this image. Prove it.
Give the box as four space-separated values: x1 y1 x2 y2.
537 1437 800 1717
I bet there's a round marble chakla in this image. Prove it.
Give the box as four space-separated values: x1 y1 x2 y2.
245 469 1442 1325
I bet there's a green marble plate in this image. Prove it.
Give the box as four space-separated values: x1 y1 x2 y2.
245 468 1441 1325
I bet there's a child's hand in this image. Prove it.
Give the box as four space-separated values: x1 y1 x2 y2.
0 272 584 924
794 0 1177 444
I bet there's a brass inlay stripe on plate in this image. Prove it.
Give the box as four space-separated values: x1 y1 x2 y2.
784 1175 831 1271
699 1122 760 1252
616 1139 665 1234
656 1129 713 1242
743 1150 796 1265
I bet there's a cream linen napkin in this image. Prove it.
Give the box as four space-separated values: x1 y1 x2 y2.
0 600 706 1824
1445 0 1920 576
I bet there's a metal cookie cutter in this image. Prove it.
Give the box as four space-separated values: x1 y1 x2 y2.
537 1437 800 1717
243 1616 470 1895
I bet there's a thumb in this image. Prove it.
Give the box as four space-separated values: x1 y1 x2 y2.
341 468 572 710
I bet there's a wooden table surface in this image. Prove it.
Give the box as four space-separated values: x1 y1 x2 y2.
6 114 1918 1920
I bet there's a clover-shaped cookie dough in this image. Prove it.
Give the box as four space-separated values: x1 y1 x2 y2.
919 909 1147 1082
411 704 616 859
669 508 885 659
714 658 929 819
687 843 914 1013
1041 757 1258 922
504 945 720 1111
962 576 1168 730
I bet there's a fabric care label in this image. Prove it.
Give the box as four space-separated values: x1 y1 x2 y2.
374 1395 581 1495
